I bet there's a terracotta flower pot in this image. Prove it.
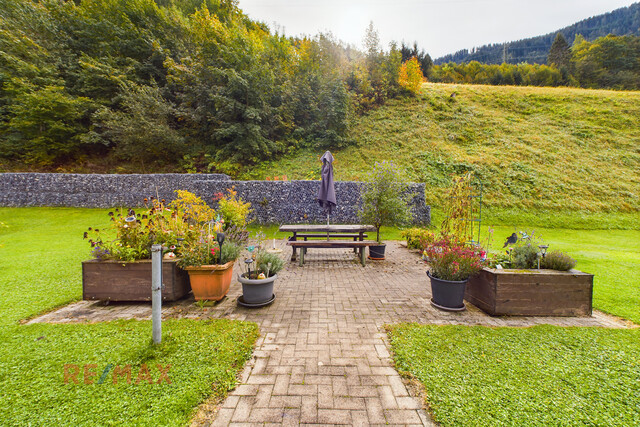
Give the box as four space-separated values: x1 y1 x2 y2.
184 261 235 301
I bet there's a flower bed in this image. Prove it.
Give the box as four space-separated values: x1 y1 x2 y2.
82 259 190 301
465 267 593 316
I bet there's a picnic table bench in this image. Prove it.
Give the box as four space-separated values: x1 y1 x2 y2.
279 224 377 266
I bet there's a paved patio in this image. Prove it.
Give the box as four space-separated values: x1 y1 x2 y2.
29 242 632 426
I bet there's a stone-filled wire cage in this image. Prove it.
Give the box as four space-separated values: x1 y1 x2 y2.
0 173 431 226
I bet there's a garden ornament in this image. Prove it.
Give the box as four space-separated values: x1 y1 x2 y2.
503 233 518 248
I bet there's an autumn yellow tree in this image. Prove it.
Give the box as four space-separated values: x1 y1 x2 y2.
398 57 424 94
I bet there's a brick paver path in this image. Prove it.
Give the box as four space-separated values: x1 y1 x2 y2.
30 242 632 426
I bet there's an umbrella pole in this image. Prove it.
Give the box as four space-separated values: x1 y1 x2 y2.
327 213 330 241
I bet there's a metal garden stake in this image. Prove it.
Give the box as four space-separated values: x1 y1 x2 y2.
151 244 163 344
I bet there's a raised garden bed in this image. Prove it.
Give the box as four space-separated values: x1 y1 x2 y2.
82 259 191 302
465 267 593 316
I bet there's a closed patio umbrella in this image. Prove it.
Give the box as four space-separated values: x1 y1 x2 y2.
318 151 336 226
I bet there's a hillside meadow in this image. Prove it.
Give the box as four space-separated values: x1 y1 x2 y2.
240 83 639 217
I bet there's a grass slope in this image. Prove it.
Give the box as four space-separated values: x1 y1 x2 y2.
388 324 640 427
0 208 259 426
241 83 640 215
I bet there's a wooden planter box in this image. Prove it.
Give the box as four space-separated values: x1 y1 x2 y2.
82 259 191 302
465 268 593 317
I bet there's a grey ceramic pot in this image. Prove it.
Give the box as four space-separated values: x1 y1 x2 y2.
238 273 277 304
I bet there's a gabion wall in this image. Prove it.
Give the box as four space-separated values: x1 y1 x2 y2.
0 173 430 225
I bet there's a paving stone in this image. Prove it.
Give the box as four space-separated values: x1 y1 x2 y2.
231 397 254 422
254 385 274 408
272 375 290 395
300 395 318 423
281 408 301 426
233 385 258 396
211 408 234 426
348 385 379 398
288 384 318 396
222 395 240 409
378 385 399 409
317 384 334 409
268 396 301 409
246 375 276 385
317 409 352 424
384 409 423 424
350 410 369 427
332 396 366 410
365 397 387 424
388 375 409 396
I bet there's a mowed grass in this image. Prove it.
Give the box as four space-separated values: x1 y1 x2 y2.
0 208 259 426
387 324 640 427
240 83 640 215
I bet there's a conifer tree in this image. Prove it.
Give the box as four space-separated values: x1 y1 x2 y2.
547 33 572 68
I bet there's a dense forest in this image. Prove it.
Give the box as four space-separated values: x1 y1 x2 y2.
1 0 638 172
430 34 640 90
435 2 640 65
0 0 416 170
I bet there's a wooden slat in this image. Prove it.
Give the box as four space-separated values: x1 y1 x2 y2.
288 240 378 248
279 224 376 233
296 233 367 239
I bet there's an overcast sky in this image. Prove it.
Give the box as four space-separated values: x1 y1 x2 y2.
237 0 637 58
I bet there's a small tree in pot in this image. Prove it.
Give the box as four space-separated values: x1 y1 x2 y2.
359 161 411 259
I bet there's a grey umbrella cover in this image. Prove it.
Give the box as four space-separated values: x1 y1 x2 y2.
318 151 337 214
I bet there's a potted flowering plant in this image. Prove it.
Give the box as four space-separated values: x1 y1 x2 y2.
175 189 250 301
425 236 485 311
177 226 242 301
237 239 285 307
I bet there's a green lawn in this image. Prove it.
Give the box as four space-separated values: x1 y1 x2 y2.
0 208 259 426
388 324 640 426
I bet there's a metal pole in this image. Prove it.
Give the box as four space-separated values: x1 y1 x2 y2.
151 244 162 344
327 213 330 241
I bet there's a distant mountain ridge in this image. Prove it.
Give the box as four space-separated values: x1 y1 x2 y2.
435 2 640 65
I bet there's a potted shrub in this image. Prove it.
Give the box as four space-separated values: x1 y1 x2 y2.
425 236 485 311
237 247 285 307
359 161 411 259
82 198 194 302
176 189 250 301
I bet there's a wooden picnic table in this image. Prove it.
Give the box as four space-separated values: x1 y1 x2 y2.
279 224 377 266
